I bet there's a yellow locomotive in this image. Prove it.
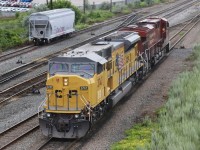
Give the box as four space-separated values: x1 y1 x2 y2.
39 31 146 138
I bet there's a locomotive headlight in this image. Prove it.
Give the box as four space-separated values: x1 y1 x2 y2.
63 77 68 86
46 85 53 89
74 114 79 118
46 113 51 117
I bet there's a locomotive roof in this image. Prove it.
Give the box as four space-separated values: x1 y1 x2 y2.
52 31 140 65
139 17 168 24
122 24 155 34
140 18 160 23
51 53 107 64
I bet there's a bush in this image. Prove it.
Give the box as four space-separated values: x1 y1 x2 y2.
79 14 88 23
33 4 49 12
0 29 25 50
140 2 148 7
112 5 131 14
99 2 111 10
153 0 161 4
75 23 89 30
15 12 20 18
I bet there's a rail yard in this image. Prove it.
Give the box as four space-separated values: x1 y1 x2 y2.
0 0 200 149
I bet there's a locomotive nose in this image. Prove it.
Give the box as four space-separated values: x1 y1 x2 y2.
46 75 90 111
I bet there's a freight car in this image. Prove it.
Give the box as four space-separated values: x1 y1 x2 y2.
38 17 169 139
29 9 75 45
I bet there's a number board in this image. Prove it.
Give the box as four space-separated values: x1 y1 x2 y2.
80 86 88 90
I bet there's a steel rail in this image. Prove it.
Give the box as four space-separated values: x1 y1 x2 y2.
170 14 200 50
0 61 46 85
0 125 39 150
0 79 46 106
36 137 53 150
0 45 37 62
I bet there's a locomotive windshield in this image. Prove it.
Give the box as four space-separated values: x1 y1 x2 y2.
71 64 95 78
49 63 69 76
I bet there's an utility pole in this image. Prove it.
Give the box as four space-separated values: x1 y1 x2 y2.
83 0 86 13
125 0 127 5
110 0 112 12
50 0 53 10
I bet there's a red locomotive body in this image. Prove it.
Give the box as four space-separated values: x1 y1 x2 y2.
119 17 169 68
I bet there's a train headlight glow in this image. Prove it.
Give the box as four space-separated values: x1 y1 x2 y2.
46 85 53 89
63 77 69 86
74 114 79 118
46 113 51 117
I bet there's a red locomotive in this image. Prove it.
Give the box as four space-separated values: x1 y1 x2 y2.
120 17 169 69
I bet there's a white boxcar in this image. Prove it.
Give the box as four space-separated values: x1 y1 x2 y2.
29 8 75 45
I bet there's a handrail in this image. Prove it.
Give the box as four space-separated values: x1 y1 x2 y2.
38 96 48 117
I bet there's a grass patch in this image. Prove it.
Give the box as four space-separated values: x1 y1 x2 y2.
111 117 158 150
185 46 199 61
0 13 29 51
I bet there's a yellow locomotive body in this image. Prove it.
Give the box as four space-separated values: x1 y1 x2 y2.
39 31 144 138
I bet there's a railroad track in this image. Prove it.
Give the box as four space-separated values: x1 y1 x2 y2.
0 45 37 63
170 13 200 49
0 114 39 150
0 110 79 150
36 138 78 150
0 0 198 106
